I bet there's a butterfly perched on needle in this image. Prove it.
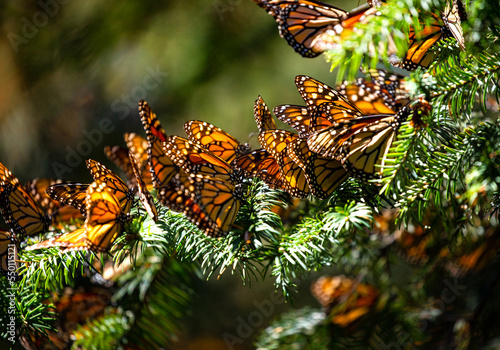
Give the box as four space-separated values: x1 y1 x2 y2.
307 103 412 180
274 72 408 139
235 96 289 191
139 100 179 190
252 0 380 58
104 133 153 190
184 120 251 164
161 135 243 237
258 129 311 198
0 162 51 239
392 0 465 70
288 138 348 198
86 159 135 214
83 181 131 252
128 151 158 222
46 160 135 217
25 178 84 226
158 173 223 235
274 75 364 139
29 181 131 253
271 75 412 181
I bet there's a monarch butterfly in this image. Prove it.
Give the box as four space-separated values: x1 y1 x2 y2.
164 135 237 184
394 0 465 70
105 134 154 191
158 173 222 236
29 181 130 252
337 79 401 115
128 151 158 222
307 104 411 180
84 181 129 252
125 132 153 189
275 73 407 137
288 138 348 198
46 160 134 216
366 69 410 108
184 120 251 164
296 75 364 116
235 149 287 190
139 100 178 190
0 230 18 277
252 1 378 58
46 183 89 216
254 95 277 132
25 178 84 225
162 135 242 236
259 130 311 197
0 162 51 239
86 159 135 213
235 97 287 190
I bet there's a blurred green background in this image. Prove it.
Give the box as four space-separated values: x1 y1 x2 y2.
0 0 357 348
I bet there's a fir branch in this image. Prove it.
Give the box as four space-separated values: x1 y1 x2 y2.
0 279 56 344
118 257 198 348
254 308 328 350
395 122 496 224
270 201 374 298
326 0 451 82
72 310 129 350
429 45 500 119
18 249 97 292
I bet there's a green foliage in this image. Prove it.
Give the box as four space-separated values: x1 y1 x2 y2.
2 0 500 348
254 308 329 350
0 277 56 343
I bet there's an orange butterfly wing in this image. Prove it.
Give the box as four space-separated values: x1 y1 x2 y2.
139 100 178 189
0 162 50 238
184 120 250 163
252 0 347 57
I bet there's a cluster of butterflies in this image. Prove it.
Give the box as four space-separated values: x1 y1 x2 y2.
0 69 420 276
252 0 466 70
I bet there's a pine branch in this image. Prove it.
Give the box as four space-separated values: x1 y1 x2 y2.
18 249 98 292
72 310 129 350
118 257 198 348
325 0 449 81
0 278 56 344
395 122 499 224
254 308 328 350
429 43 500 119
270 200 374 298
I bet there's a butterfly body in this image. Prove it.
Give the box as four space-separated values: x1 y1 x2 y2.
128 151 158 222
162 135 242 236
